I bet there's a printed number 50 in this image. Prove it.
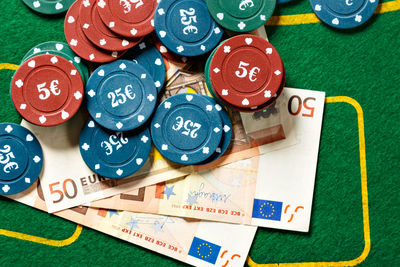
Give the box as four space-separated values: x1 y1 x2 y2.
49 179 78 204
288 95 316 118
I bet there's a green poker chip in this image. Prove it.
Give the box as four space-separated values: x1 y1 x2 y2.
206 0 276 32
21 41 89 84
21 0 75 15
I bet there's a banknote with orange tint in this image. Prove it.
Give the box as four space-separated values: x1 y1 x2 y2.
33 26 296 213
89 88 325 232
9 180 256 267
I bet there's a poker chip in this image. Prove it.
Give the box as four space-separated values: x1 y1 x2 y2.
151 94 223 165
278 0 294 3
204 42 227 107
97 0 156 38
206 0 276 32
209 59 286 113
195 95 232 165
152 35 189 64
222 66 286 113
79 119 151 179
64 0 125 63
154 0 223 57
123 41 166 93
206 39 286 113
11 54 84 126
0 123 43 195
86 60 157 131
20 41 90 84
209 34 284 110
21 0 74 15
310 0 379 29
79 0 143 52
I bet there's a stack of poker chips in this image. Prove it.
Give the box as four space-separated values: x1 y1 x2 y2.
11 44 85 127
79 59 158 179
5 0 295 195
205 34 285 112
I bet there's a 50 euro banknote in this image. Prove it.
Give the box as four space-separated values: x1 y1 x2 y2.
31 26 296 213
28 25 296 212
8 180 257 267
88 88 325 232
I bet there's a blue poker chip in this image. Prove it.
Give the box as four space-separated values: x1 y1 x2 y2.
123 41 166 93
79 119 151 179
195 95 232 165
0 123 43 195
86 60 157 131
309 0 379 29
151 94 223 165
154 0 223 57
278 0 294 3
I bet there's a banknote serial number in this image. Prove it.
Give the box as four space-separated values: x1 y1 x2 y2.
176 204 243 216
121 228 180 253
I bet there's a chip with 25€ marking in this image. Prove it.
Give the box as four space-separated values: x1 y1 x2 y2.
85 60 157 131
123 41 166 93
151 93 223 165
195 95 232 165
0 123 43 195
154 0 223 57
79 119 151 179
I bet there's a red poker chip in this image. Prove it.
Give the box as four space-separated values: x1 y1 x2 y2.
152 34 189 64
210 34 284 109
79 0 143 52
11 54 84 127
210 63 286 113
233 68 286 113
64 0 126 63
96 0 156 38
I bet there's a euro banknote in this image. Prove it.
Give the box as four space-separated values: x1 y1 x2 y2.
89 88 325 232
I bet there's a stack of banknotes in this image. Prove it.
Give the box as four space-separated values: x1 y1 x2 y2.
8 27 325 266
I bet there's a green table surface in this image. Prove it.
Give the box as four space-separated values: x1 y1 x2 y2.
0 0 399 266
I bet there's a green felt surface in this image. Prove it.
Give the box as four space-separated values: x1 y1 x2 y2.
0 0 400 266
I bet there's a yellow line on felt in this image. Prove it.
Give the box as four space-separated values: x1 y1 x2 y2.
0 63 19 70
247 96 371 266
376 0 400 13
0 225 83 247
0 0 381 248
0 63 82 248
266 0 400 26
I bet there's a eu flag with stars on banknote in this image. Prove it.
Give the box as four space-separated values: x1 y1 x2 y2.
188 237 221 264
252 199 283 221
